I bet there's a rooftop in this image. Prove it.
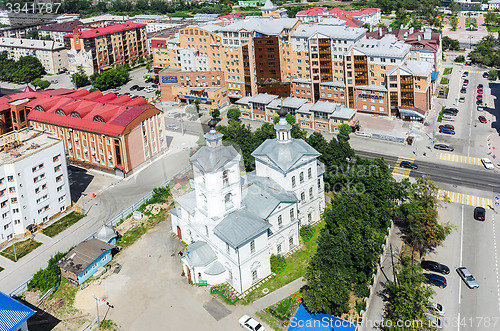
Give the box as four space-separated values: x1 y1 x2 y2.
65 22 146 39
291 23 365 40
0 129 62 165
80 14 131 24
0 291 35 331
0 37 65 50
217 17 298 35
39 20 84 32
214 208 271 248
354 34 410 58
57 238 115 276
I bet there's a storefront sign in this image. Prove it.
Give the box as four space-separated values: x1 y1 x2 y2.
177 94 215 103
190 90 209 97
358 93 384 99
162 76 178 83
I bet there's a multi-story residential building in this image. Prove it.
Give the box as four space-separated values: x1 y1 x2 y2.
64 23 149 75
236 94 357 133
0 23 44 39
366 27 442 71
40 20 85 43
0 129 71 245
0 11 58 26
216 14 246 26
489 0 500 10
159 68 229 111
171 112 325 292
0 37 68 74
80 14 131 29
296 7 381 26
0 89 167 177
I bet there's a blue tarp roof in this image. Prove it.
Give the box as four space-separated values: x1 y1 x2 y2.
431 71 439 81
0 291 35 331
287 304 357 331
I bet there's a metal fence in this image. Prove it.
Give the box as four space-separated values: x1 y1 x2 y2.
9 165 192 297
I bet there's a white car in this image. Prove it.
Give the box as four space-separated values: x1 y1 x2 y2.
425 314 444 330
145 86 155 93
239 315 265 331
166 124 179 131
432 302 445 317
481 158 495 170
459 96 465 103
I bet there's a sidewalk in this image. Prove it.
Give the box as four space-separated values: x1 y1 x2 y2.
361 226 402 331
250 277 306 312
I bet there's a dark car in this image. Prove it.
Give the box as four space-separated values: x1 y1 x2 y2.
478 83 484 89
483 72 489 78
136 86 145 91
421 261 450 275
477 99 483 105
447 107 459 113
424 273 447 288
145 78 153 83
439 124 454 130
400 161 418 169
440 128 455 135
151 83 158 88
464 79 469 84
130 85 139 90
443 110 457 116
434 144 454 151
474 207 485 221
478 116 487 123
461 87 467 93
463 71 469 77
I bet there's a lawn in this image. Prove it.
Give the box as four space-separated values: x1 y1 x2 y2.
0 239 42 262
437 106 445 123
437 86 449 99
241 221 325 305
443 68 453 75
117 209 168 248
487 26 500 33
43 211 85 238
440 77 449 85
51 276 79 307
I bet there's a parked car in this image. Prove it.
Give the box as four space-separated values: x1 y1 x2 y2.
478 116 487 123
434 143 454 151
478 83 484 89
400 161 418 169
425 314 444 330
145 86 155 93
461 87 467 93
477 94 483 100
166 124 179 130
239 315 266 331
112 87 121 92
136 86 145 91
439 128 455 135
477 105 485 111
145 78 153 83
423 273 447 288
446 107 459 113
462 71 469 77
130 85 139 90
481 157 494 170
50 79 59 84
456 267 479 289
483 72 489 78
474 206 485 221
443 110 457 116
476 99 483 105
439 124 454 130
442 115 455 122
459 96 465 103
431 302 445 317
477 88 483 94
464 78 469 84
421 260 450 275
151 83 158 88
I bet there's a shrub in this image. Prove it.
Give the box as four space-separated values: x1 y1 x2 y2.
355 300 366 314
354 282 370 298
489 69 498 81
300 225 314 241
440 77 449 85
270 254 287 273
28 251 66 292
454 55 465 63
227 108 241 121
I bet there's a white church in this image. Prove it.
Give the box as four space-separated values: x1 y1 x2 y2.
170 108 325 294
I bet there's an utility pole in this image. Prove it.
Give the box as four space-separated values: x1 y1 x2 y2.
180 117 184 136
13 241 17 262
390 243 397 286
92 293 100 329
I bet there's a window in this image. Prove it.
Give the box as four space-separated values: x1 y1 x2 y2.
222 170 229 185
291 176 296 188
300 172 304 184
56 175 63 182
277 244 282 254
8 187 15 193
58 195 65 202
289 236 294 249
12 208 19 213
308 213 312 223
250 240 255 254
11 197 17 204
278 215 283 229
54 165 61 172
205 225 209 237
252 270 257 282
7 176 13 182
309 187 313 199
318 178 321 189
290 208 294 220
301 192 305 202
2 212 8 218
308 168 312 179
226 242 230 254
14 219 20 225
224 193 233 210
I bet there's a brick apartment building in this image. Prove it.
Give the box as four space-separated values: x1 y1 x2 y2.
152 1 436 121
0 89 166 177
64 22 149 75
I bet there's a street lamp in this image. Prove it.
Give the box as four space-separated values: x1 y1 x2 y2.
92 293 101 329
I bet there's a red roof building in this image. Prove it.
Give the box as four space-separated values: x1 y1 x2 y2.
0 89 166 176
296 7 381 26
216 14 246 26
64 23 149 75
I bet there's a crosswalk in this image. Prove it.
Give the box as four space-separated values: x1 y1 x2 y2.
392 156 415 178
439 153 482 165
466 70 486 74
438 189 492 208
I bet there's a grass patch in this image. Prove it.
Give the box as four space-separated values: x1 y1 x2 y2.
437 106 445 123
487 26 500 32
0 239 42 262
256 311 286 331
50 277 78 307
443 67 453 75
241 221 325 305
116 209 168 248
100 320 119 330
440 77 449 85
437 86 449 99
43 211 85 238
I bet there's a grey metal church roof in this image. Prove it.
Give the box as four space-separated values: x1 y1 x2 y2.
95 224 117 243
175 190 197 215
205 261 226 275
183 241 217 267
191 144 240 173
214 209 271 248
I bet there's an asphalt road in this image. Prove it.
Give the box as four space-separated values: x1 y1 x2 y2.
356 150 500 192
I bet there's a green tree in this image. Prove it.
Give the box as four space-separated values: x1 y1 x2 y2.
273 113 295 125
449 2 461 15
489 69 498 81
211 108 220 119
71 65 89 88
31 78 51 90
442 36 460 50
450 16 458 31
194 99 200 113
90 68 128 91
485 11 497 25
227 108 241 121
338 123 352 140
25 30 39 40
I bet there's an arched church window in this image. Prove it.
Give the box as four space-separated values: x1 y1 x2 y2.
224 193 233 210
222 169 229 185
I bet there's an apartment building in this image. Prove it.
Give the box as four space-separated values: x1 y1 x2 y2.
64 23 149 75
0 37 68 74
40 20 85 43
159 68 229 111
0 11 58 26
296 7 381 26
0 129 70 245
366 27 442 71
0 89 166 177
80 14 131 29
236 94 357 133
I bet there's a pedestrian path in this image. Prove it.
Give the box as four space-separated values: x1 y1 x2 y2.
438 189 492 208
439 153 482 165
392 156 415 178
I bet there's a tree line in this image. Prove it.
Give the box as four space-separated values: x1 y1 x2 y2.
0 51 45 83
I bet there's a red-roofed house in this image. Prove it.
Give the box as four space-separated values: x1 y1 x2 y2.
216 14 246 26
0 89 166 176
64 22 149 75
296 7 381 25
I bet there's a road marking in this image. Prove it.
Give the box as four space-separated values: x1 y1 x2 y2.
440 153 481 165
494 215 500 313
392 156 415 178
438 189 493 208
